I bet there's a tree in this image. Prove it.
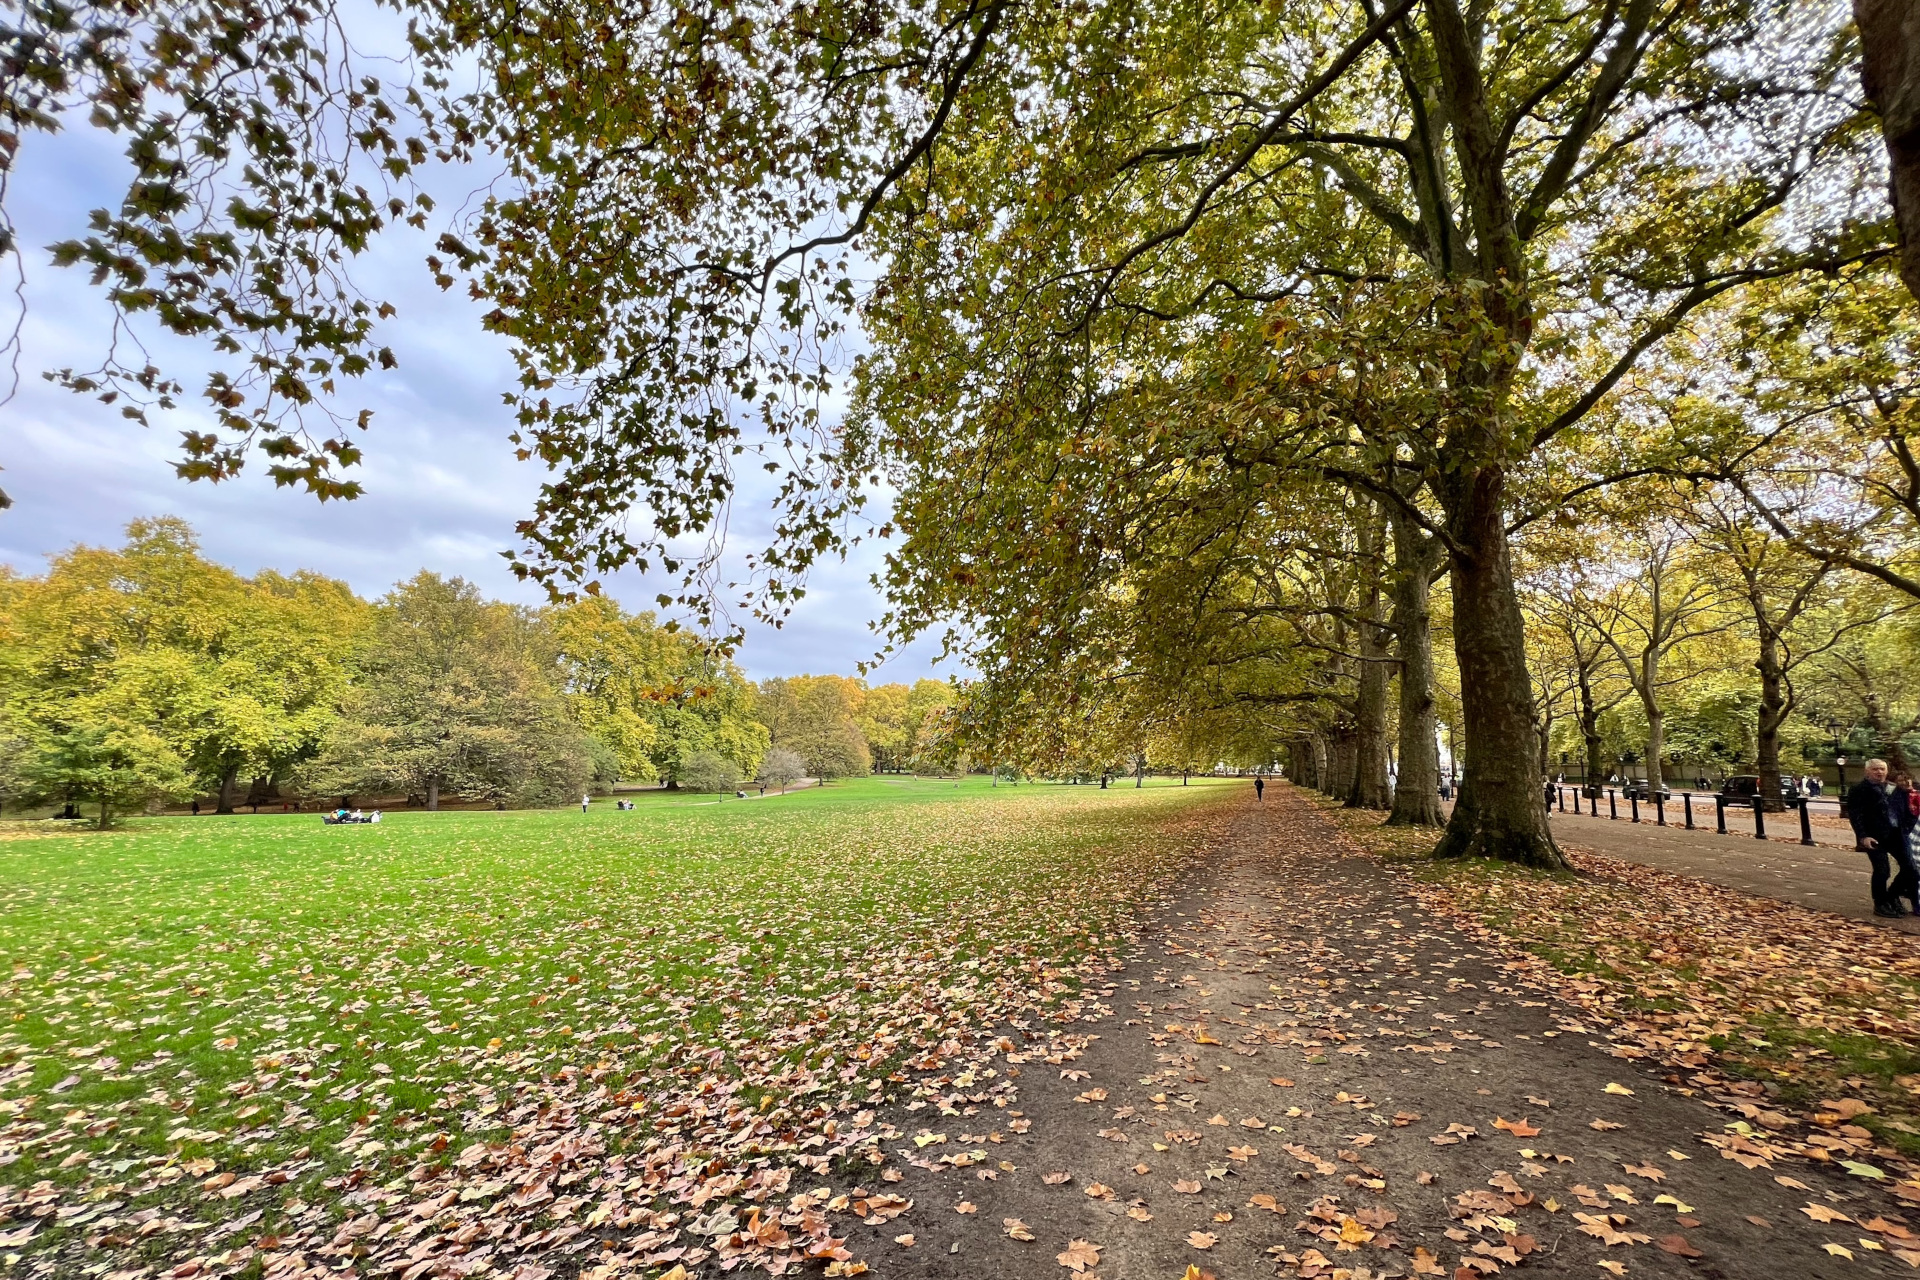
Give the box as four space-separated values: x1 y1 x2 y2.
19 723 194 829
758 747 806 791
1858 0 1920 301
0 519 363 811
756 676 873 778
547 597 767 786
1565 510 1730 794
857 684 911 773
305 573 588 809
677 751 740 794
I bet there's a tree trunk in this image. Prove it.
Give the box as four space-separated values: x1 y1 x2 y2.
1387 513 1443 826
1577 666 1605 789
1432 469 1567 868
1348 625 1393 810
1754 629 1789 810
426 777 440 812
215 764 240 815
1638 647 1667 793
1859 0 1920 302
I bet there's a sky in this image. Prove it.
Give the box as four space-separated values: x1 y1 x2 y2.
0 85 949 686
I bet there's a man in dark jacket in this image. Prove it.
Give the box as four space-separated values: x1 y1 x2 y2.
1849 759 1908 917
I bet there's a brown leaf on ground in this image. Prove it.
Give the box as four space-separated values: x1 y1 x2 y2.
1624 1162 1665 1182
1003 1219 1035 1242
1172 1179 1202 1194
1042 1171 1072 1185
1589 1119 1623 1131
1493 1116 1540 1137
1657 1234 1705 1257
1186 1231 1217 1250
1056 1238 1101 1271
1803 1203 1854 1224
954 1201 977 1214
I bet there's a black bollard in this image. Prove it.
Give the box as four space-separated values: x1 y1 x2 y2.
1683 792 1694 829
1753 798 1767 841
1655 793 1666 826
1630 792 1640 823
1798 798 1814 847
1608 789 1617 820
1715 794 1727 835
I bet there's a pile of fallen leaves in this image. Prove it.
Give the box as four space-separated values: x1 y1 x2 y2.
1325 801 1920 1203
0 783 1239 1280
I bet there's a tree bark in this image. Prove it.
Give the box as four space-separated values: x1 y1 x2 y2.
1432 468 1567 868
1576 664 1605 788
1638 643 1667 793
1754 628 1790 810
215 764 240 815
1386 511 1443 826
426 777 440 812
1859 0 1920 302
1347 543 1393 810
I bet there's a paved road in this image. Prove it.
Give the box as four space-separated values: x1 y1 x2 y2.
1542 805 1920 933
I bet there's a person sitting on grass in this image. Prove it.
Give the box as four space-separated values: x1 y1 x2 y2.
1848 759 1913 918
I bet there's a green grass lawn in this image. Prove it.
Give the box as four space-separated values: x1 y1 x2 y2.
0 775 1233 1274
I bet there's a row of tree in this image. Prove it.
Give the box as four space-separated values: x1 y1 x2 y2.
0 521 954 823
14 1 1920 865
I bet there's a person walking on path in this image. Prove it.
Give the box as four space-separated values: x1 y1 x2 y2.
1848 758 1908 917
1893 770 1920 914
581 792 590 814
1254 776 1264 802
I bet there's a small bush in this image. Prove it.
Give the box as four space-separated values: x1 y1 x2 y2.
678 750 740 794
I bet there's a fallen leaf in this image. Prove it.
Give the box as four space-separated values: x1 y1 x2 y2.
1825 1243 1855 1259
1173 1179 1201 1194
894 1233 915 1247
1056 1238 1101 1272
1653 1194 1695 1214
1656 1235 1703 1258
1186 1231 1217 1250
1604 1083 1634 1096
1589 1119 1623 1131
954 1201 977 1215
1270 1077 1295 1087
1623 1163 1664 1182
1003 1219 1035 1242
1043 1171 1072 1185
1494 1116 1541 1138
1803 1204 1855 1224
1126 1206 1152 1222
1597 1262 1627 1276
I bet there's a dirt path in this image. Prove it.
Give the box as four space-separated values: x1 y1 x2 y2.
843 789 1918 1279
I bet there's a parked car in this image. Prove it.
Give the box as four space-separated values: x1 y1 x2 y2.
1620 780 1671 801
1720 775 1802 801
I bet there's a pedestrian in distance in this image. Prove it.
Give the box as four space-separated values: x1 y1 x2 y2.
581 792 590 813
1848 758 1910 918
1254 776 1265 802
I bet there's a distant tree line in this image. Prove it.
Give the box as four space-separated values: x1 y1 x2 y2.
0 521 958 824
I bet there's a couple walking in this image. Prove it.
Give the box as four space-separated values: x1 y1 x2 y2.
1849 758 1920 918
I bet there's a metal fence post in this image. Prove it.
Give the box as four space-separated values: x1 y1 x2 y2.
1630 792 1640 823
1589 788 1599 817
1608 788 1617 820
1655 793 1666 826
1798 797 1814 847
1753 798 1767 841
1558 787 1566 813
1715 794 1727 834
1683 792 1694 829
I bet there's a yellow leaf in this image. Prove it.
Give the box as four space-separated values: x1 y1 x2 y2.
1604 1083 1634 1096
1825 1243 1855 1259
